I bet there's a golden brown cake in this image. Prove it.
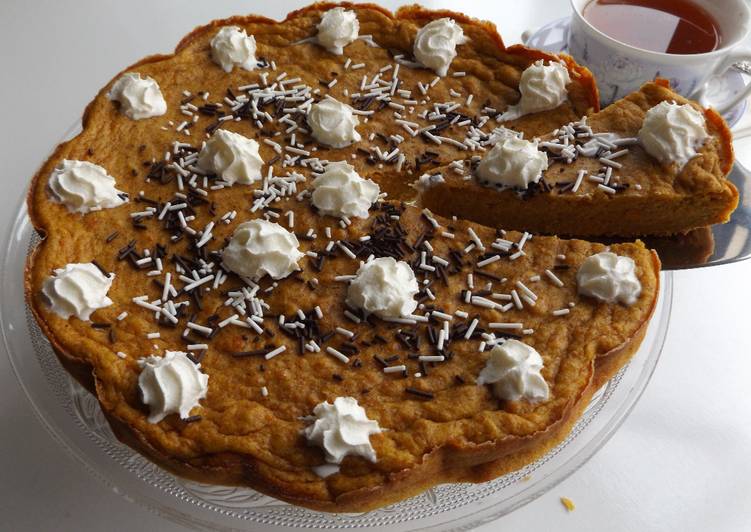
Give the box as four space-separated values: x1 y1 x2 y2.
26 2 659 512
420 80 738 237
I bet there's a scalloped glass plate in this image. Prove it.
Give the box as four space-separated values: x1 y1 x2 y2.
2 125 673 531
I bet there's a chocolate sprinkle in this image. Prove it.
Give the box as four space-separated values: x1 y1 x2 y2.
405 387 434 399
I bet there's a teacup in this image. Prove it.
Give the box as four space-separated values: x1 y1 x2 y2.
567 0 751 112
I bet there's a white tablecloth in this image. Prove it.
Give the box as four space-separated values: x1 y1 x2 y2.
1 1 749 530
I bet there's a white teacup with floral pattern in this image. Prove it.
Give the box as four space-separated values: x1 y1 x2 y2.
568 0 751 111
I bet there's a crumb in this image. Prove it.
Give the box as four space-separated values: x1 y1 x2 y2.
560 496 575 512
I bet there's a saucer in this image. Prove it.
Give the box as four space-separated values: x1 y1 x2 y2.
522 17 749 128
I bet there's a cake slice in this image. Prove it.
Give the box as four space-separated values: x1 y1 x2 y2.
419 80 738 237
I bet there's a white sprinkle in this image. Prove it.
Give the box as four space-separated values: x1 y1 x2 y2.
187 322 213 336
383 364 406 374
509 250 525 261
133 298 163 313
432 256 449 267
517 232 531 250
261 386 269 397
467 228 485 251
599 157 623 169
489 322 523 330
147 332 160 339
598 184 617 194
604 148 629 160
116 311 128 321
264 345 287 360
326 347 350 364
515 280 537 301
116 352 127 359
374 311 417 324
477 255 501 268
218 314 240 328
183 274 214 292
465 318 479 339
572 169 587 193
431 310 453 321
553 308 571 316
511 289 523 310
419 355 445 362
343 310 361 323
187 344 208 350
544 269 564 287
335 326 355 339
471 296 499 310
337 242 357 259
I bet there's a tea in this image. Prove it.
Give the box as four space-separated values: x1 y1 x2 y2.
582 0 721 54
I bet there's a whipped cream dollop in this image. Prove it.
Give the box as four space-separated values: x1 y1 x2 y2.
413 18 468 76
307 98 361 148
499 60 571 121
303 397 382 464
138 351 209 424
638 101 709 169
210 26 258 72
316 7 359 55
346 257 419 319
577 251 642 305
223 219 303 280
311 161 379 219
198 129 264 185
107 73 167 120
476 136 548 189
48 160 127 213
41 263 114 321
477 340 550 402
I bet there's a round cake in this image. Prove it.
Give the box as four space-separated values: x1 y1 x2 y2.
25 2 661 512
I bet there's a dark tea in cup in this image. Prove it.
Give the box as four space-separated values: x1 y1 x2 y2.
582 0 722 54
568 0 751 108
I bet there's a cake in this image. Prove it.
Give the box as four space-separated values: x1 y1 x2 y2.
420 79 738 237
25 2 663 512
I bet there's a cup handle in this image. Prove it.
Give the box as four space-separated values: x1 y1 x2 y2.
695 48 751 115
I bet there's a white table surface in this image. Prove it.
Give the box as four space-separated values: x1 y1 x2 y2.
1 1 750 530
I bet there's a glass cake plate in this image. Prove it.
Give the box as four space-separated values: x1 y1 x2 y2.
1 125 673 531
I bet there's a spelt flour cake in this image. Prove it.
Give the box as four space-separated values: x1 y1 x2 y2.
26 2 661 511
